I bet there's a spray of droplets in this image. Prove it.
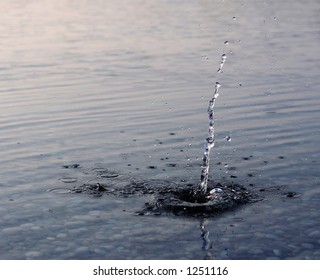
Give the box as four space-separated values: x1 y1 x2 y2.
197 51 227 197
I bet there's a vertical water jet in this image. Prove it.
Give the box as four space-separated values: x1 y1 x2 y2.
195 53 227 200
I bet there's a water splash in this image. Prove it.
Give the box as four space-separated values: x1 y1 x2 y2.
197 82 221 197
56 46 259 217
196 53 227 199
217 53 227 73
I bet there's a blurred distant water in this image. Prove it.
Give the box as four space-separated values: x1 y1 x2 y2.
0 0 319 259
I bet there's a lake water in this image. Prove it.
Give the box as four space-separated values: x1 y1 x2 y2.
0 0 319 259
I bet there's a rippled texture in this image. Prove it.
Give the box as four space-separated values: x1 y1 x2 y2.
0 0 319 259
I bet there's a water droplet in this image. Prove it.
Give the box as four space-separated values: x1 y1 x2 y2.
63 164 80 169
148 166 157 169
217 54 227 73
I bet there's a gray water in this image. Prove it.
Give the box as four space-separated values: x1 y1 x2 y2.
0 0 319 259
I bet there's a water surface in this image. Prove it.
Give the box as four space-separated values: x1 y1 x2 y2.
0 0 319 259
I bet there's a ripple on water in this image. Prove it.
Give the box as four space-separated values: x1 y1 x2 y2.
64 173 259 217
58 177 78 183
47 188 71 194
